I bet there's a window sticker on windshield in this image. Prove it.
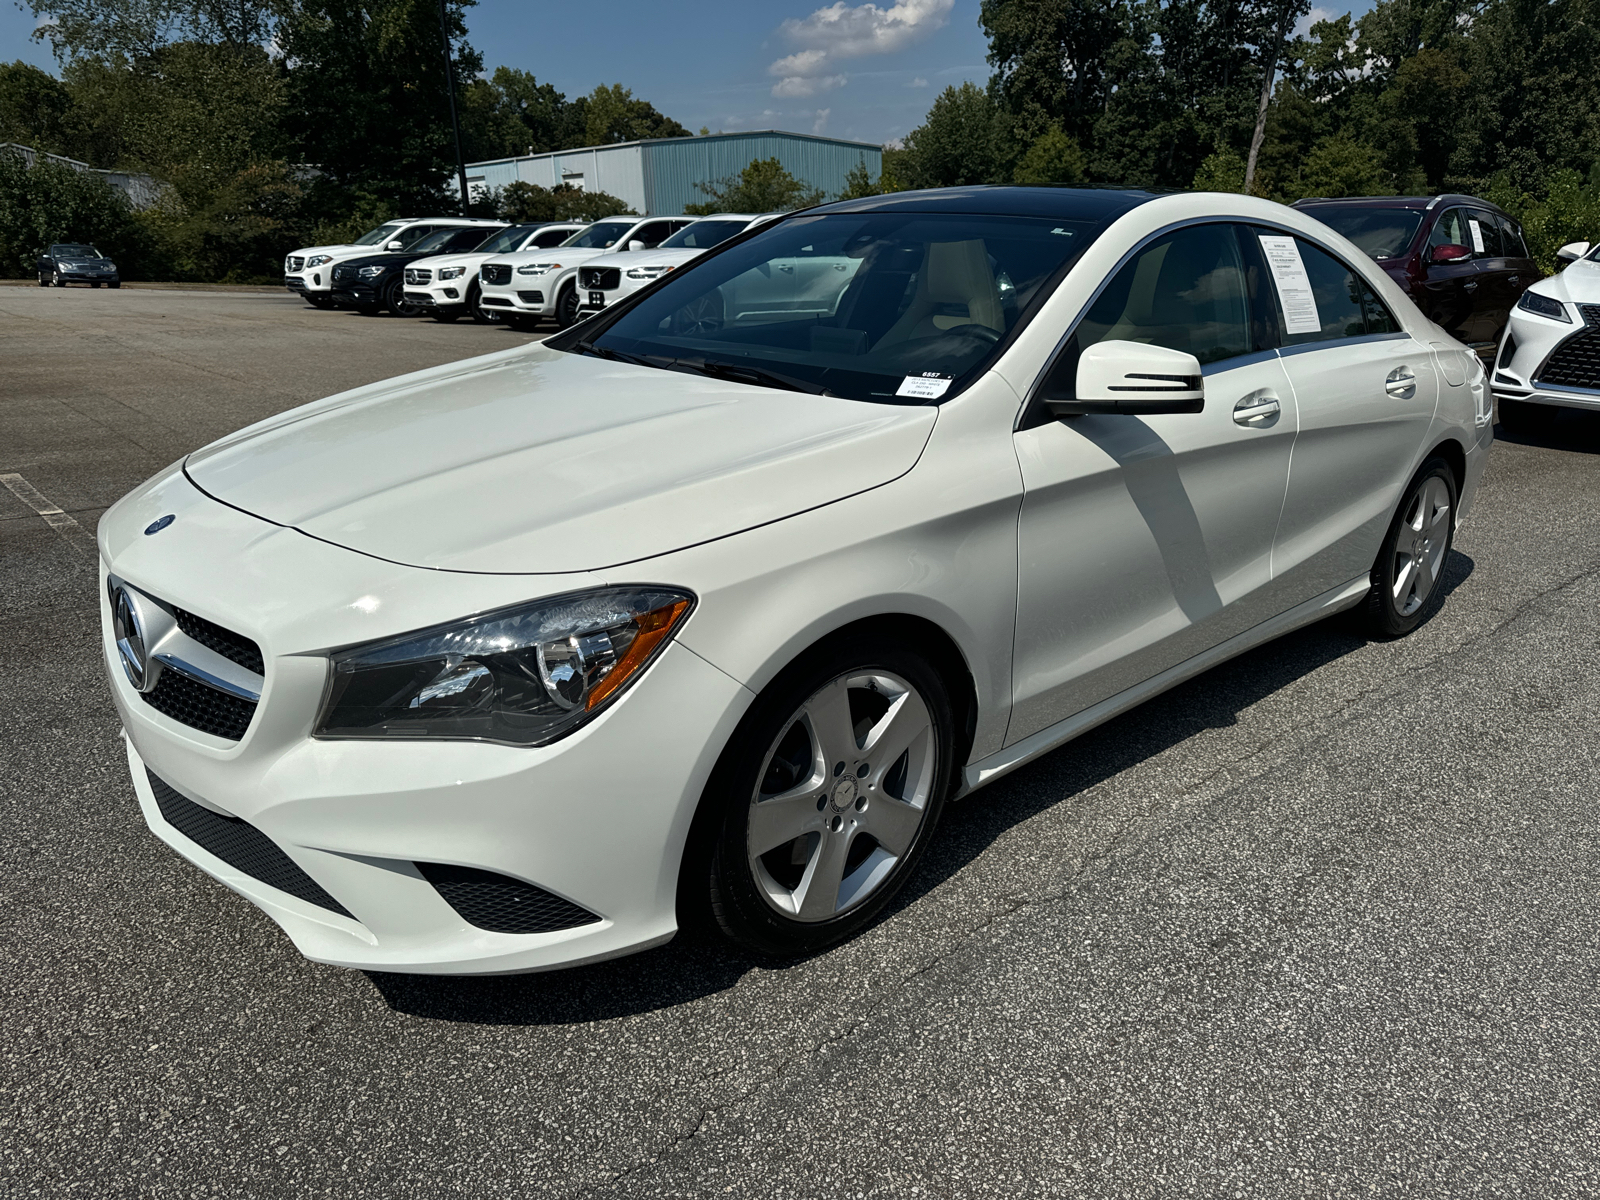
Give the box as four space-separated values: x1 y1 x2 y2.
1258 235 1322 334
896 373 953 399
1468 219 1486 254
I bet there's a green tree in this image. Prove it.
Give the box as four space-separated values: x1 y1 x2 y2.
494 181 632 222
1191 147 1246 192
0 61 75 154
582 83 689 146
684 157 824 215
0 149 146 276
834 156 881 200
1013 124 1085 184
897 82 1014 188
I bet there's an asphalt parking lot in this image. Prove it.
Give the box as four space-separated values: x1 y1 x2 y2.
4 284 1600 1198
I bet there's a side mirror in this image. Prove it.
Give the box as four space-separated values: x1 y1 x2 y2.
386 239 403 250
1051 340 1205 417
627 239 645 251
1430 243 1471 264
1556 241 1591 264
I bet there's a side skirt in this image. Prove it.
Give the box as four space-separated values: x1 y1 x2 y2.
958 574 1372 797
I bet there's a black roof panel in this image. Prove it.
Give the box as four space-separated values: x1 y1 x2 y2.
809 185 1164 222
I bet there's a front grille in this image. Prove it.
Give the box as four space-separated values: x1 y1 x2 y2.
579 267 620 290
173 607 264 675
415 862 598 934
404 268 431 285
403 291 435 305
1537 329 1600 390
284 276 306 291
1582 305 1600 327
517 290 544 305
481 264 511 286
147 771 353 918
287 256 304 272
332 264 357 284
139 670 257 740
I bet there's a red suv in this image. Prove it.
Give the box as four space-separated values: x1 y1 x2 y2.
1293 195 1537 361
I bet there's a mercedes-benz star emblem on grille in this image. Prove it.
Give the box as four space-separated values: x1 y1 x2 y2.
113 587 158 692
144 514 175 535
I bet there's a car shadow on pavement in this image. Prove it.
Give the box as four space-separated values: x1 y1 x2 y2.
367 551 1474 1026
1496 408 1600 453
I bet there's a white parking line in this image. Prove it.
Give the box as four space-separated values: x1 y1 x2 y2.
1 472 98 557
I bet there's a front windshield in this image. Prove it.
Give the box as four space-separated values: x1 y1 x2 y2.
579 212 1097 403
52 244 99 257
661 219 749 249
562 221 635 249
475 225 538 255
1305 207 1424 260
353 222 405 246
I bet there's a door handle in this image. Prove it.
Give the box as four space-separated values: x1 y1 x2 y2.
1386 367 1417 399
1464 280 1479 292
1509 275 1520 284
1232 392 1281 426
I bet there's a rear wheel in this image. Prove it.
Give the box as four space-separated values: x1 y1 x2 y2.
1362 458 1456 638
703 637 956 957
1498 395 1557 437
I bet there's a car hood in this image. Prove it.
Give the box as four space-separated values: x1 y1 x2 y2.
409 251 492 271
1545 258 1600 302
584 247 707 271
337 252 412 272
492 246 616 268
183 344 938 574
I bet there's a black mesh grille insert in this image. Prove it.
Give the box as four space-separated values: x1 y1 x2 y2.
332 264 356 284
1582 304 1600 327
147 771 353 918
173 608 264 676
1537 329 1600 390
481 264 511 285
579 267 620 290
517 290 544 304
139 670 257 740
415 862 599 934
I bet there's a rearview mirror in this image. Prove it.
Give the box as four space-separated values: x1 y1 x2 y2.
1430 243 1471 264
1051 340 1205 417
1556 241 1591 263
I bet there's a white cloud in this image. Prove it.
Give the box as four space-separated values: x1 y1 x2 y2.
1293 6 1337 38
772 73 848 98
906 76 928 87
768 0 952 97
813 107 832 134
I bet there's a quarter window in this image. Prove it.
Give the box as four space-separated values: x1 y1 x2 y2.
1073 223 1251 365
1496 214 1529 259
1270 238 1399 346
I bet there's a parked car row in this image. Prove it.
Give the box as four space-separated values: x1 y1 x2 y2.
281 212 775 329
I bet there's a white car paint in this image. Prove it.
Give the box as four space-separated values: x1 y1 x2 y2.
573 214 777 317
284 218 504 301
99 190 1489 974
1492 244 1600 414
402 223 587 319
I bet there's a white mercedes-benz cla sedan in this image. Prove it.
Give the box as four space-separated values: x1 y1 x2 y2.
99 187 1491 974
1491 238 1600 434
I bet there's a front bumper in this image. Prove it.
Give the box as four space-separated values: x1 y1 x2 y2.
285 271 333 295
330 282 382 308
99 471 749 973
1493 307 1600 412
56 270 119 284
479 281 554 316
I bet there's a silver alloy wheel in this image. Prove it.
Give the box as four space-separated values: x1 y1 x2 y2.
747 669 937 922
1392 474 1452 616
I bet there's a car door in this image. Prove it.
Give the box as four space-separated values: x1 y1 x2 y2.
1488 211 1536 338
1009 223 1300 741
1265 233 1440 601
1419 208 1485 347
1465 207 1512 352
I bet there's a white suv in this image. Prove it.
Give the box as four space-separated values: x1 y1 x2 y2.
476 215 695 329
402 223 588 323
285 217 504 308
574 214 777 319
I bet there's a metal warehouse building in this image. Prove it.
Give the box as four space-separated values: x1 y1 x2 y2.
466 130 882 216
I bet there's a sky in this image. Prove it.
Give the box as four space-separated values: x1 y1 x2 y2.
3 0 1376 149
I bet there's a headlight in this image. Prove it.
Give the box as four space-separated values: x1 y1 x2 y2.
357 265 386 279
314 586 694 746
517 262 559 275
625 265 674 281
1517 290 1571 322
438 266 466 280
306 255 332 268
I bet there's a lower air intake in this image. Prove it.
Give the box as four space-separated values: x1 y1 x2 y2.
147 771 353 918
415 862 599 934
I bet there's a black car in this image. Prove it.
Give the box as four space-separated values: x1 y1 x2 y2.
330 226 507 315
1293 194 1536 360
37 243 121 288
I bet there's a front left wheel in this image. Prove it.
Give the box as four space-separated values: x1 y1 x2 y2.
703 637 957 958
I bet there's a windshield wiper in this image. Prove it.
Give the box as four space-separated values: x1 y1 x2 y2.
668 357 829 396
574 340 656 368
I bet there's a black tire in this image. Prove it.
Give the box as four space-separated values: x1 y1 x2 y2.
701 635 957 958
554 282 581 328
382 277 420 317
1498 395 1557 438
1362 457 1457 638
466 281 494 324
51 271 62 287
38 274 47 287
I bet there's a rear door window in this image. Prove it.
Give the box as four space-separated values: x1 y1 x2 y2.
1467 211 1503 258
1262 236 1400 346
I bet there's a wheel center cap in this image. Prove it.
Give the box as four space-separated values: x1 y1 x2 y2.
831 775 859 811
